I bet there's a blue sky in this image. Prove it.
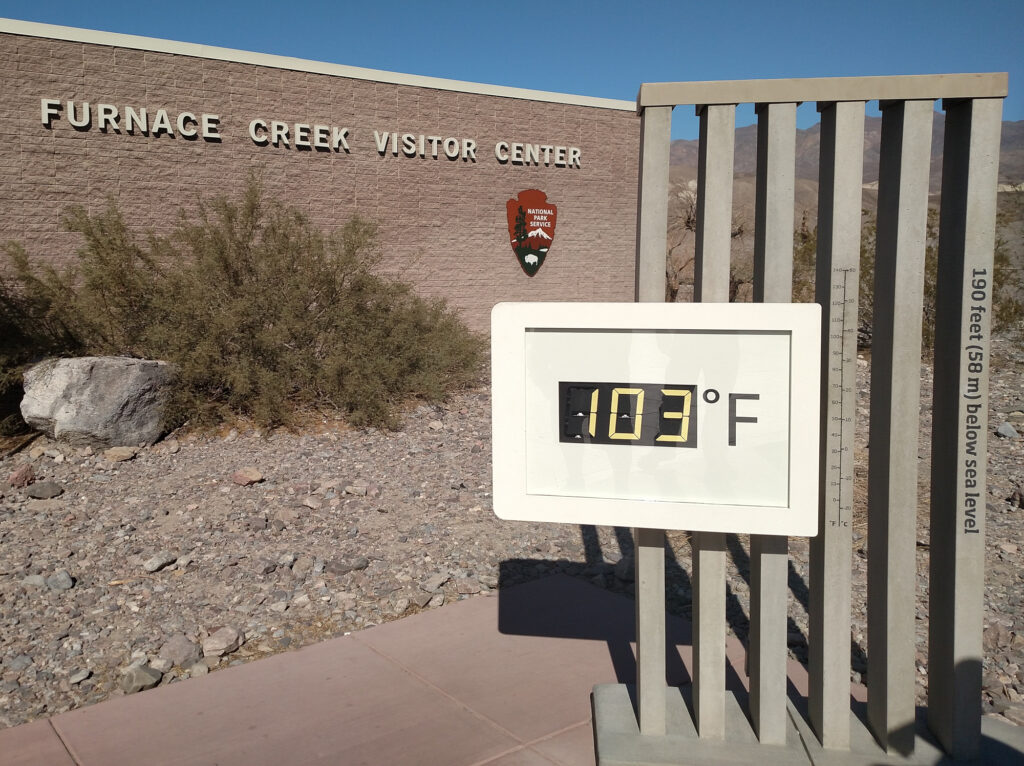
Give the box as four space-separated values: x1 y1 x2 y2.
3 0 1021 138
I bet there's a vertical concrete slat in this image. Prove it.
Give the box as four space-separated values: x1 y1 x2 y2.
866 98 934 756
635 106 672 304
752 101 797 302
635 526 668 735
927 96 1003 760
748 100 796 746
691 102 735 741
633 105 672 735
808 100 865 751
694 103 735 304
692 530 727 740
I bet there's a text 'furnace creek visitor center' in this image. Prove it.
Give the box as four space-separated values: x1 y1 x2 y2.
0 19 641 331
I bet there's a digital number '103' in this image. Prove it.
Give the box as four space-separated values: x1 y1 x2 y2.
558 382 698 448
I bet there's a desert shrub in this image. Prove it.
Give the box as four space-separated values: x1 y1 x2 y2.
6 177 484 429
0 244 81 433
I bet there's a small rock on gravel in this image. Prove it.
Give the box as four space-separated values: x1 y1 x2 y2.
420 573 449 592
995 422 1019 439
103 446 138 462
24 481 63 499
159 634 201 668
8 655 33 672
326 557 369 576
143 551 178 573
21 574 46 589
7 463 34 488
121 664 163 694
45 569 74 591
232 467 264 485
202 626 244 657
68 669 91 684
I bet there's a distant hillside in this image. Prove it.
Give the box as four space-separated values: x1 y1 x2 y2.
665 115 1024 301
669 115 1024 191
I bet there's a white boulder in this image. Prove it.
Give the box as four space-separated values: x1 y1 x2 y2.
21 356 175 447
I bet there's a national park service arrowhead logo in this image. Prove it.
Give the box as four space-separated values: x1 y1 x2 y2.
507 190 557 277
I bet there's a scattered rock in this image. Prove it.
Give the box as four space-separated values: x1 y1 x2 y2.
326 557 369 576
25 481 63 499
275 508 301 525
420 573 449 592
163 439 180 454
158 634 201 668
232 467 264 486
45 569 75 591
995 422 1019 439
255 558 277 575
8 463 35 488
392 597 410 614
103 446 138 463
292 556 314 580
143 551 178 573
8 655 33 672
21 574 47 589
68 669 91 684
120 664 163 694
202 626 244 657
277 553 297 568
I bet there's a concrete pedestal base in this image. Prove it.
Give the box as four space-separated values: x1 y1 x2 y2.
593 684 1024 766
592 683 807 766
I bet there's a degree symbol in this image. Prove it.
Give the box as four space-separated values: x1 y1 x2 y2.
703 389 720 404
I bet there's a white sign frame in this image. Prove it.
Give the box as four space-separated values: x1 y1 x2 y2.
491 302 821 536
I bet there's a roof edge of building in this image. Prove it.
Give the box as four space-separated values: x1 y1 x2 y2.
1 17 637 112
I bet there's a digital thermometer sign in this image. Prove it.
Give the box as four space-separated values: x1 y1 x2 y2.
490 302 821 536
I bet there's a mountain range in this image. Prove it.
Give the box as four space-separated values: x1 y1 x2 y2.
665 114 1024 300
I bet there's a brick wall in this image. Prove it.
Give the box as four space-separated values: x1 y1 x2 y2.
0 30 640 332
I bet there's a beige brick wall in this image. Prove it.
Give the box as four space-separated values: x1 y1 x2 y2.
0 32 640 332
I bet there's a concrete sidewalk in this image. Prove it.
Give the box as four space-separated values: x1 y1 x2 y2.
2 574 1020 765
2 574 654 766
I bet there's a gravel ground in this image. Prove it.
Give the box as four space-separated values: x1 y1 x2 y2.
0 340 1022 731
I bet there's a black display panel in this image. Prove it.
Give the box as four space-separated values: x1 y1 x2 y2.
558 382 698 448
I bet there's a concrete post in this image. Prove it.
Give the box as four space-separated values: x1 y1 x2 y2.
808 100 865 751
752 101 796 303
633 105 672 735
866 98 934 756
692 530 726 740
748 100 796 746
691 102 735 741
694 103 735 304
927 96 1003 760
635 106 673 305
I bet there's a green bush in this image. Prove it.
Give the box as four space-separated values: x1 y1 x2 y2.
3 177 484 429
0 245 81 434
